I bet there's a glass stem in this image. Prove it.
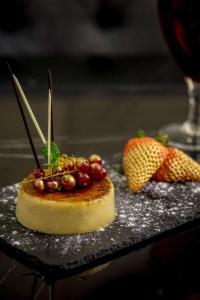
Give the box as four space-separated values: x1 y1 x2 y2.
183 77 200 136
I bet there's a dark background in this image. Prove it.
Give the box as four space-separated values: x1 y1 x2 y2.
0 0 184 91
0 0 165 56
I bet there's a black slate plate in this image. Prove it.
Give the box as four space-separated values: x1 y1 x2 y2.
0 153 200 280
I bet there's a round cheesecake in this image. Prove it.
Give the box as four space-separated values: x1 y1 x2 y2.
16 176 115 234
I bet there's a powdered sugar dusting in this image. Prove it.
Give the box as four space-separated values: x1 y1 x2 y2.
0 153 200 271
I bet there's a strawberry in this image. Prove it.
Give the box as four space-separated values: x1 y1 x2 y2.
153 147 200 182
123 136 167 192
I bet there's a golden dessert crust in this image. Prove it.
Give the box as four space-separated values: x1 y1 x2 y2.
20 176 112 203
16 176 116 234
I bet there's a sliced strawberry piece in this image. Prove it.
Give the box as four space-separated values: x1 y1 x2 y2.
153 147 200 182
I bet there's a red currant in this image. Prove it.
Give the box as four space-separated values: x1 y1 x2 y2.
90 163 102 180
76 172 91 187
33 179 45 192
89 154 102 165
53 166 63 174
46 180 59 192
61 175 76 190
32 168 45 179
98 167 107 180
64 160 75 171
76 158 91 173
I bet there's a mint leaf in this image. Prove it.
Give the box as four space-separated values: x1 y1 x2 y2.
42 142 60 167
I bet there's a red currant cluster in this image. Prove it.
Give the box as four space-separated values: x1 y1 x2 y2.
32 154 107 193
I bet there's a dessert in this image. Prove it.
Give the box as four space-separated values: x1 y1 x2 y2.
16 155 115 234
123 130 200 192
8 66 115 234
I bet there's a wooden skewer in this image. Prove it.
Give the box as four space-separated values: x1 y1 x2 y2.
48 89 52 167
7 63 41 169
48 68 54 142
12 75 46 145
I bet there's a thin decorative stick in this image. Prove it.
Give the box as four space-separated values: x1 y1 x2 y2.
7 63 41 168
12 75 46 145
48 89 52 167
48 69 54 142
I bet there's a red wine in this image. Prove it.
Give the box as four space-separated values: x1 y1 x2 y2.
158 0 200 82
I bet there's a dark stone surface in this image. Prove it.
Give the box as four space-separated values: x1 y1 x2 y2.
0 154 200 281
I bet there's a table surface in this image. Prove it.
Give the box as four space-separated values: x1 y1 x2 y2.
1 56 200 299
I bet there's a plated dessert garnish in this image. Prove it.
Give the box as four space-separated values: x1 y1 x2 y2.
123 130 200 192
8 65 115 234
17 154 115 234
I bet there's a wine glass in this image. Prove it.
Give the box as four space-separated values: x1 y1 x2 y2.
157 0 200 151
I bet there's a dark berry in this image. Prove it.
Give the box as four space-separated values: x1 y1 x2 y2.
53 166 63 174
64 160 75 171
33 179 45 192
90 163 102 180
76 158 91 173
76 172 91 187
89 154 102 165
98 167 107 180
32 168 45 179
61 175 76 190
46 180 59 192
